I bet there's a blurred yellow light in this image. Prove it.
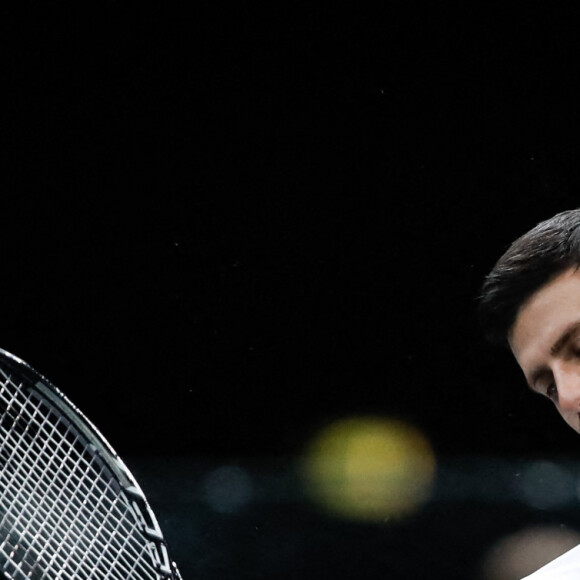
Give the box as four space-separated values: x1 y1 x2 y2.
300 416 436 522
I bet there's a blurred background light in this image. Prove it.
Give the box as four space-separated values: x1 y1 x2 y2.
479 526 580 580
203 465 253 514
299 415 436 522
519 461 576 510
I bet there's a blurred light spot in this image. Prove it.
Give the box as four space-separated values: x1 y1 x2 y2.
479 526 580 580
519 461 576 510
300 416 436 522
203 465 253 514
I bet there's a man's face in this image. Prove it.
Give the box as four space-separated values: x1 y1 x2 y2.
510 267 580 433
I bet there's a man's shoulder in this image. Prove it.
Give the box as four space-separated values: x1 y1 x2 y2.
523 544 580 579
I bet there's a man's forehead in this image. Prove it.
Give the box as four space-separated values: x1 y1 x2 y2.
509 268 580 367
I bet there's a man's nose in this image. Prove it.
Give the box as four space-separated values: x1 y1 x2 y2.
554 365 580 412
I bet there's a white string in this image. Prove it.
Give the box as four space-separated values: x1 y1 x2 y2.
0 369 166 579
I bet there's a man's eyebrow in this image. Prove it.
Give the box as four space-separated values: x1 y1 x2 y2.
526 320 580 392
549 320 580 356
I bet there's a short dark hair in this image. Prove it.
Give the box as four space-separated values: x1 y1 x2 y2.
479 208 580 348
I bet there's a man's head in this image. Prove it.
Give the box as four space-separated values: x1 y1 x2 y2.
479 208 580 431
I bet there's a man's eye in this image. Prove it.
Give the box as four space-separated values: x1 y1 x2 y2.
546 382 557 400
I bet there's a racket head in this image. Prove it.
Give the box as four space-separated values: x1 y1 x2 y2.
0 348 181 580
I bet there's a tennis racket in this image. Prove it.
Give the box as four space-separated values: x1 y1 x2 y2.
0 348 181 579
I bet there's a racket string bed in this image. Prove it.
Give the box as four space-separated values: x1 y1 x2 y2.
0 354 181 580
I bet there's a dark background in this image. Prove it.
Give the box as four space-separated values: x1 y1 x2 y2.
3 3 580 578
